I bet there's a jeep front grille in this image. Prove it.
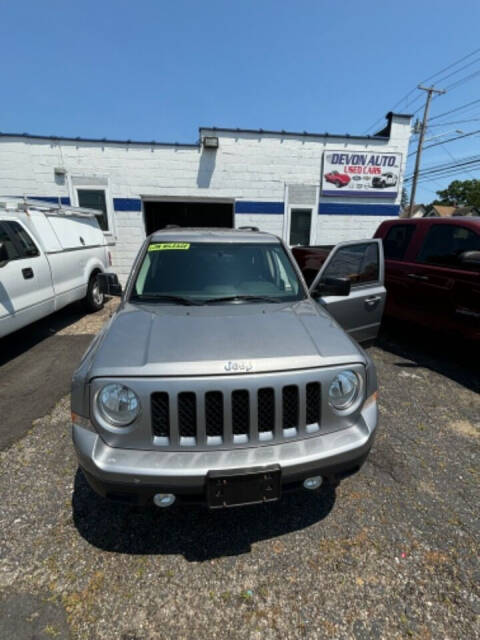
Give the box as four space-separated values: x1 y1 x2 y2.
151 381 321 448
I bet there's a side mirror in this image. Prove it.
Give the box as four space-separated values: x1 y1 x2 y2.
312 276 351 298
459 250 480 267
97 272 122 297
0 242 8 268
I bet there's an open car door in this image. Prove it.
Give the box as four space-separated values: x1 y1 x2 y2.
309 239 386 343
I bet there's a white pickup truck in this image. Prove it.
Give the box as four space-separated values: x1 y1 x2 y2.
0 199 112 338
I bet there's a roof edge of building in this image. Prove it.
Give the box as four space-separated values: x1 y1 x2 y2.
199 126 389 141
386 112 414 119
0 116 407 147
0 132 200 148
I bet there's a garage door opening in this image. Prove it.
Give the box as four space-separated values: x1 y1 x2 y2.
144 201 234 235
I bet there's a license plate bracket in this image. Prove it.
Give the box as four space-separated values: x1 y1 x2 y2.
206 465 281 508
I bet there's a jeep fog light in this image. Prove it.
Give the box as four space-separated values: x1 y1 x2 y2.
328 370 359 411
97 383 140 426
153 493 176 508
303 476 323 490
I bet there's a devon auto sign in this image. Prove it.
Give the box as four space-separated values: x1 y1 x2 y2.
321 151 402 198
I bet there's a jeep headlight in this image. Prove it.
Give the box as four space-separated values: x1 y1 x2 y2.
328 370 360 411
97 383 140 426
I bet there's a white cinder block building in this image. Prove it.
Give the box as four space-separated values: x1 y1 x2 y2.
0 113 411 280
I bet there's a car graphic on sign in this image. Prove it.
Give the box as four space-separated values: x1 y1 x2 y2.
372 172 397 189
324 170 351 188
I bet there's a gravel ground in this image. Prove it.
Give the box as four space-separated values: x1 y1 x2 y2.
0 315 478 640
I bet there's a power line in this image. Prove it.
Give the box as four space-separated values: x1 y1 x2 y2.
429 98 480 122
415 165 480 185
432 55 480 85
405 158 480 181
364 46 480 133
407 128 480 156
420 46 480 84
440 144 478 179
404 154 480 180
404 156 480 183
443 68 480 91
427 117 480 127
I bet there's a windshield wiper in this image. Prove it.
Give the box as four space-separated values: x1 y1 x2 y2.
204 295 281 304
131 294 202 306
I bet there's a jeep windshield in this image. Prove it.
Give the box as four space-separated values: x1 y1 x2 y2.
130 241 305 304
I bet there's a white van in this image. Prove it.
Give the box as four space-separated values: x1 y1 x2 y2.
0 199 112 338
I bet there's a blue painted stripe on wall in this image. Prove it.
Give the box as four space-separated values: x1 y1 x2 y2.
321 190 397 199
235 201 284 214
113 197 142 211
319 203 399 216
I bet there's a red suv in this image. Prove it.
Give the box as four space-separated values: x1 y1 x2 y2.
374 218 480 341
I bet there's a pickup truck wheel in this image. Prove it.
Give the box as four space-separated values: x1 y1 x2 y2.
84 273 104 312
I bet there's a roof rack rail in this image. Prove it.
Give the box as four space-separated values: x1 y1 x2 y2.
238 225 259 231
0 197 101 218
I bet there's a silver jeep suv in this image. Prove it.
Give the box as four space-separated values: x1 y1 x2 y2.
71 228 385 508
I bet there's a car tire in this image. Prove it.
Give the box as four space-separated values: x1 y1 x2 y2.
335 180 342 188
84 272 104 312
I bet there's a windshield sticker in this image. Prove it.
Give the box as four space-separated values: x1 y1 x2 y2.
148 243 190 251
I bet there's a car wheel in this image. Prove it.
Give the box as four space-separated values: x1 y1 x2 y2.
84 272 104 312
335 180 342 187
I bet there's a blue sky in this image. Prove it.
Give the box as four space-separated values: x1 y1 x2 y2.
1 0 479 204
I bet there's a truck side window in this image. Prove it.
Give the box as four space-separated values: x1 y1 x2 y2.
416 224 480 268
4 221 39 258
383 224 415 260
0 222 20 260
322 243 379 285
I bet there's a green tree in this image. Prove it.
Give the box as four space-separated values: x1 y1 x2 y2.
432 179 480 208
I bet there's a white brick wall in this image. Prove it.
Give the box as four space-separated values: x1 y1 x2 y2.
235 214 284 237
0 116 411 278
315 215 390 244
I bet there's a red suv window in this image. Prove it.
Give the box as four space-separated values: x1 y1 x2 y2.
417 224 480 268
383 224 415 260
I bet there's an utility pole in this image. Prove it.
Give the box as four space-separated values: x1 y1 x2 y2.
409 85 446 216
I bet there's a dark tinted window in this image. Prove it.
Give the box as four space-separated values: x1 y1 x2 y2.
322 242 379 285
383 224 415 260
0 222 20 260
417 224 480 268
133 242 304 303
77 189 108 231
290 209 312 246
5 221 39 258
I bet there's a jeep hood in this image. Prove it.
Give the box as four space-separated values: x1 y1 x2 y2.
86 300 364 378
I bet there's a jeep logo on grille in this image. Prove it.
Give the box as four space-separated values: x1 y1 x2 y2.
224 360 253 372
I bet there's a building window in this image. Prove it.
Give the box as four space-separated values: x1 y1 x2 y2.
289 208 312 246
77 189 109 231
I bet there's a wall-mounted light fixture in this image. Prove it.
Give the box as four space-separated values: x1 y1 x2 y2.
54 167 66 176
203 136 219 149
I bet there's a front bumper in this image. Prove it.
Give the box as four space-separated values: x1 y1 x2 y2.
73 398 377 505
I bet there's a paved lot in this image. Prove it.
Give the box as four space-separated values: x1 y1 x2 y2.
0 302 114 450
0 312 478 639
